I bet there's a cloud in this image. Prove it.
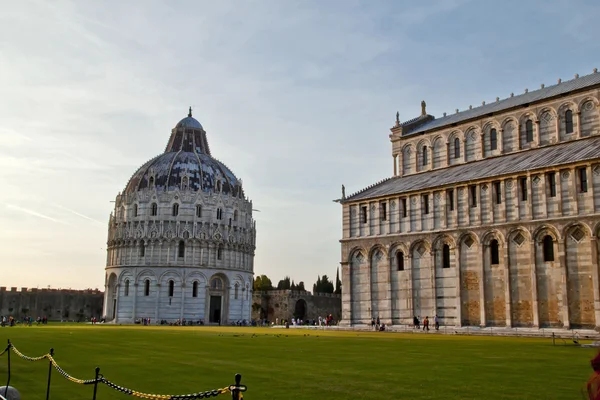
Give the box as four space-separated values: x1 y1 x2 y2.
6 204 69 225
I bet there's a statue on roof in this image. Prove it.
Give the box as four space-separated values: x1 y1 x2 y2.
188 106 192 117
421 100 427 116
396 111 400 126
342 184 346 199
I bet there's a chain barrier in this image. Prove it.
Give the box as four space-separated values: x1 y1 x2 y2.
0 341 246 399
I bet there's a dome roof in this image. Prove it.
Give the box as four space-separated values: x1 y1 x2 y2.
123 107 243 197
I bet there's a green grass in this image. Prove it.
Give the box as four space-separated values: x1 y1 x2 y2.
0 325 595 399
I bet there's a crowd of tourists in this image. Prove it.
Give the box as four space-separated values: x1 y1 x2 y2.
0 315 50 327
412 315 440 331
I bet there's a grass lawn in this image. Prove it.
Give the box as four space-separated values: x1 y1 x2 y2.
0 325 595 399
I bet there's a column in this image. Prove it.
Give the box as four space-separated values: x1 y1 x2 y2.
341 262 352 324
590 237 600 328
555 116 560 143
526 173 533 219
180 280 186 321
393 155 397 176
576 112 582 138
465 187 471 226
499 128 504 153
529 240 539 328
407 255 414 321
204 286 210 322
454 187 459 228
587 164 595 212
480 133 485 159
430 251 437 318
132 270 138 322
571 167 579 215
479 244 486 327
503 243 512 327
535 120 541 146
455 245 462 327
558 241 569 329
446 142 450 166
428 191 434 231
114 284 121 323
155 283 160 322
518 122 522 150
407 197 412 233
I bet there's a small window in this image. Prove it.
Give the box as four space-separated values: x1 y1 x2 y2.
229 218 232 227
134 204 138 217
192 281 198 298
490 239 499 265
447 189 454 211
168 280 174 297
548 172 556 197
520 177 528 201
490 129 497 151
151 203 158 216
217 245 223 260
124 280 130 296
422 146 428 166
543 235 554 262
139 243 145 257
565 110 574 134
579 167 588 193
235 283 239 300
234 210 238 221
217 208 222 220
396 252 404 271
380 202 387 221
442 244 450 269
402 199 407 218
525 119 534 143
149 176 155 188
178 241 185 258
423 194 429 214
470 185 477 207
454 138 461 159
196 205 202 218
144 279 150 296
172 203 179 216
494 181 502 205
361 206 367 223
216 181 221 192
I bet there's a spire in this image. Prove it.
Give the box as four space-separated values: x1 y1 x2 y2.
188 106 192 117
421 100 427 116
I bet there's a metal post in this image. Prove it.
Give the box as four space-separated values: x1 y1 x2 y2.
231 373 243 400
552 332 555 346
46 348 54 400
92 367 100 400
4 340 11 399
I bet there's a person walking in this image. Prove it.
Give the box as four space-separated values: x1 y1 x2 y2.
434 315 439 330
423 316 430 331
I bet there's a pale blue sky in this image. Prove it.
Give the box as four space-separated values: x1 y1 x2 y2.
1 0 599 289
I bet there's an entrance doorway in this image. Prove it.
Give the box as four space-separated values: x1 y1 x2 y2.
294 299 307 320
209 295 222 323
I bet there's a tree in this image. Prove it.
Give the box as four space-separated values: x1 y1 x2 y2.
335 268 342 294
313 275 334 294
277 276 291 290
253 275 273 291
297 281 305 291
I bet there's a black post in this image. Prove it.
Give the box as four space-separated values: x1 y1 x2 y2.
46 348 54 400
4 340 11 399
231 373 243 400
552 332 555 346
92 367 100 400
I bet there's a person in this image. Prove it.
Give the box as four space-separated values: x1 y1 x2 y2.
434 315 439 330
371 318 376 330
586 352 600 399
423 316 430 331
376 316 380 331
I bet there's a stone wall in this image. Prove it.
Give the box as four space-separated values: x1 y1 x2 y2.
251 290 341 322
0 287 104 321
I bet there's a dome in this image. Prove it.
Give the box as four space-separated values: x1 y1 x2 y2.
123 107 243 196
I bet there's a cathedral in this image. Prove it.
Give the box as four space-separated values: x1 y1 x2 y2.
339 70 600 330
103 108 256 324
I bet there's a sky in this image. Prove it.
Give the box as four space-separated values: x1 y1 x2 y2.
1 0 600 290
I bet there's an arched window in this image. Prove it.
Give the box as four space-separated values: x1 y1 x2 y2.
396 252 404 271
235 283 239 299
144 279 150 296
196 205 202 218
217 245 223 260
565 110 574 134
168 280 174 297
490 129 497 151
442 244 450 269
234 210 238 221
192 281 198 298
134 204 138 217
178 241 185 258
454 138 461 158
422 146 428 166
151 203 158 216
543 235 554 262
139 243 145 257
172 203 179 216
211 277 223 290
525 119 534 142
149 176 155 188
124 280 130 296
490 239 499 265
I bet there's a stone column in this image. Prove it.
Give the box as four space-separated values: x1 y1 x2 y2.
576 111 582 138
526 173 533 219
204 286 210 322
155 283 160 322
114 284 121 323
503 243 512 327
446 142 450 166
530 240 539 328
455 245 462 327
393 155 398 176
518 122 522 150
587 164 595 212
480 133 485 159
430 251 437 318
571 167 579 215
479 244 486 327
499 128 504 154
407 255 414 321
454 187 459 228
590 237 600 329
555 116 560 143
407 197 412 233
556 171 563 217
464 187 471 226
180 280 186 321
428 191 434 231
132 277 138 322
558 241 569 329
535 120 541 146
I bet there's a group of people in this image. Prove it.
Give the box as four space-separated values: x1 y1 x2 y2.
413 315 440 331
0 315 50 327
371 317 386 331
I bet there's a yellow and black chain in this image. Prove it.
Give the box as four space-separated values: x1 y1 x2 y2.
100 377 233 399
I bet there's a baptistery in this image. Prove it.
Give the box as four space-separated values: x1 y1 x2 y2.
103 108 256 324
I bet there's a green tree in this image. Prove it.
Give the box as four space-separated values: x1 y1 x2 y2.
313 275 334 294
277 276 291 290
335 268 342 294
253 275 273 291
297 281 305 291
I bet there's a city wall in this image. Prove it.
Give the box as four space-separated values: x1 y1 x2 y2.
252 290 341 322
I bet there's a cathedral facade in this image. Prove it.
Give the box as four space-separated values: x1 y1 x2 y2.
103 109 256 324
339 70 600 329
